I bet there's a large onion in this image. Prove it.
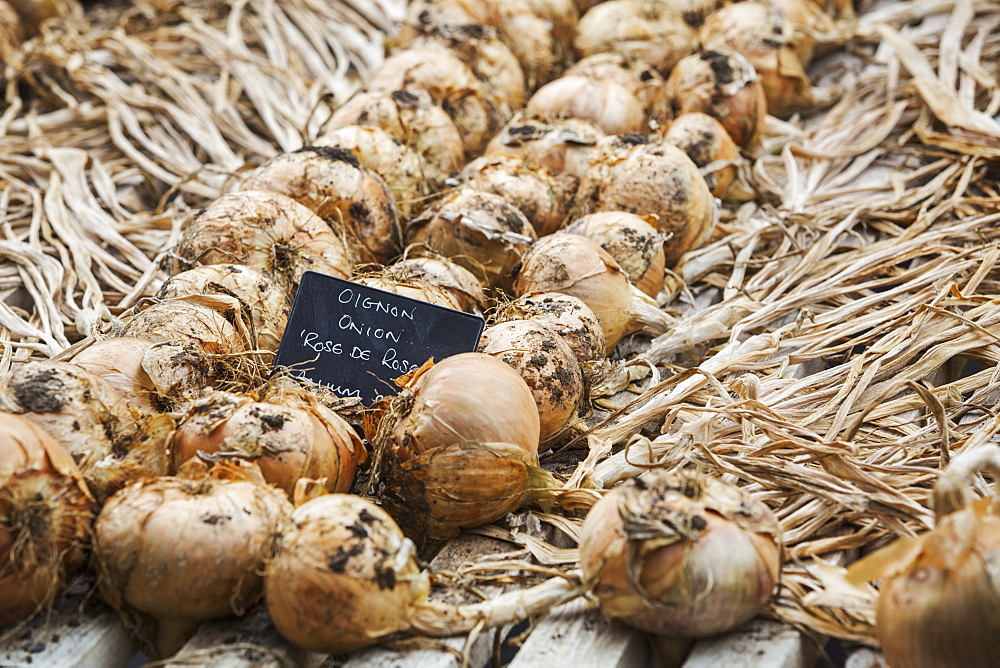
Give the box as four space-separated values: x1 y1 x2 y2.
496 292 607 364
574 0 697 73
0 413 92 628
94 460 292 657
120 298 247 355
565 211 666 297
579 470 782 636
485 111 605 180
526 76 646 136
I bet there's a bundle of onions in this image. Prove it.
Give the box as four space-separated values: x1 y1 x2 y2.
484 111 605 180
666 51 768 150
457 155 578 237
371 353 553 546
157 264 289 352
354 274 465 312
94 459 292 657
574 0 697 74
265 493 584 653
579 470 782 636
120 299 246 355
573 135 717 267
366 48 501 156
662 112 743 200
0 413 93 628
172 390 364 498
405 188 537 294
564 53 667 124
700 2 814 119
496 292 606 364
313 126 426 220
514 233 672 352
382 256 487 316
478 320 586 442
326 89 465 187
526 76 646 136
237 147 401 265
847 445 1000 667
565 211 666 297
174 190 355 299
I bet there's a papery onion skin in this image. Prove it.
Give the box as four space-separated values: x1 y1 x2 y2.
663 112 741 199
355 274 465 312
565 211 666 297
496 292 606 364
382 256 487 316
71 337 159 414
395 0 491 48
574 0 698 73
564 53 667 124
526 76 646 136
265 494 429 653
120 299 246 355
485 111 605 180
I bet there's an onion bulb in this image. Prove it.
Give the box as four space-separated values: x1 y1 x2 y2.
573 135 717 267
485 111 605 180
382 256 487 316
526 76 646 136
174 190 355 299
457 154 578 237
564 53 667 123
405 188 537 294
121 298 246 355
486 0 578 89
579 470 782 636
371 353 552 546
71 337 161 415
699 2 814 119
326 89 465 188
662 112 742 200
574 0 698 74
94 460 292 657
496 292 606 364
395 0 491 46
0 413 92 627
478 320 586 442
237 147 401 265
565 211 666 297
354 274 465 312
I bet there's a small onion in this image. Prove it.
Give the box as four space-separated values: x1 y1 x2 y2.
566 211 666 297
478 319 586 442
383 256 487 316
526 76 646 136
496 292 606 363
0 413 92 628
485 111 605 180
174 190 355 299
457 154 578 237
579 470 782 636
326 89 465 187
120 299 246 355
405 188 537 294
574 0 697 73
663 112 742 200
237 147 401 265
94 461 292 657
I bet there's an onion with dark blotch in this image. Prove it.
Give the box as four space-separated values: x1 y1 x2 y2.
382 256 487 316
579 470 782 637
574 134 716 267
457 154 578 237
700 2 814 119
370 353 552 547
0 413 93 628
405 188 537 294
574 0 697 74
564 53 667 123
478 320 586 442
120 299 247 355
366 48 500 156
172 390 364 498
237 147 401 265
526 76 646 136
485 111 605 180
395 0 491 46
566 211 666 297
663 112 742 199
6 0 76 34
326 89 465 188
174 190 355 299
496 292 606 364
94 460 292 658
487 0 578 89
354 274 465 312
157 264 289 352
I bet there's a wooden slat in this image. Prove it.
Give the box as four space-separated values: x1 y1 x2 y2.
0 575 137 668
681 620 816 668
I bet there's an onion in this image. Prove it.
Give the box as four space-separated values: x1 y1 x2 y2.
237 147 401 265
486 0 578 89
0 413 92 627
662 112 742 200
71 337 160 414
496 292 606 364
354 274 465 312
405 188 537 294
174 190 355 299
485 111 605 180
574 0 697 74
371 353 552 546
172 390 363 497
313 125 426 220
478 320 586 442
579 470 782 636
526 76 646 136
382 256 487 316
326 89 465 187
699 2 814 119
367 48 500 156
565 211 666 298
457 154 578 237
157 264 289 352
564 53 667 123
120 299 246 355
94 460 292 657
395 0 491 46
573 135 717 267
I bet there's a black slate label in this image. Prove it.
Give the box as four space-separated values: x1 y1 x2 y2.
274 271 485 404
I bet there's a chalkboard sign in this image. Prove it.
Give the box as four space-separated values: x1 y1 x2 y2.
274 271 485 404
